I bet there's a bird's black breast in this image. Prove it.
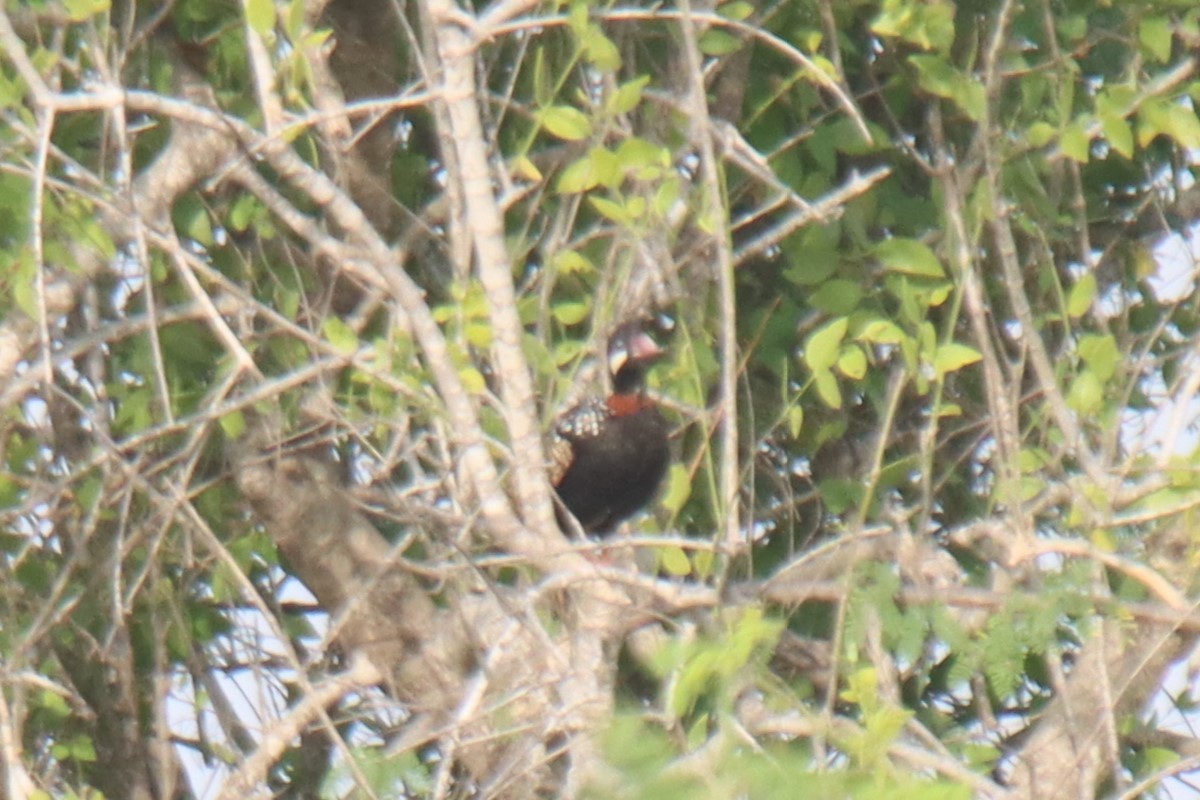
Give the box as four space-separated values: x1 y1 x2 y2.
553 406 670 535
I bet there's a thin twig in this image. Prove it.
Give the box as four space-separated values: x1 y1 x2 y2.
214 654 382 800
0 685 36 800
32 108 54 387
425 0 559 543
486 7 873 143
732 165 891 265
677 0 741 555
164 242 261 377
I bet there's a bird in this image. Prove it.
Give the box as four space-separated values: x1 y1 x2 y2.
550 320 671 536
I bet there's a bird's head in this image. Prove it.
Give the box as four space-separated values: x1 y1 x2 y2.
608 320 666 395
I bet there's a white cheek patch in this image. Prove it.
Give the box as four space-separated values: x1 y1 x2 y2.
608 349 628 378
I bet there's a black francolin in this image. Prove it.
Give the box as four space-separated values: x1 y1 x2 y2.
551 321 670 536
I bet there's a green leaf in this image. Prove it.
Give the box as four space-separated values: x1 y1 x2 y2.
982 617 1024 699
287 0 306 39
609 75 651 116
783 227 839 285
553 338 584 366
219 410 246 439
551 299 591 325
1101 113 1133 159
300 27 333 50
52 734 97 762
582 27 621 72
890 276 923 327
322 317 358 355
804 317 849 372
869 5 908 40
1066 370 1103 416
1137 99 1167 147
614 136 668 174
625 196 647 221
808 279 863 315
179 202 214 247
590 196 633 225
1077 333 1119 382
1163 103 1200 149
856 318 905 345
717 1 754 21
531 48 551 107
0 474 18 509
933 342 982 377
653 176 682 217
71 734 97 761
786 405 804 438
1057 14 1087 41
551 250 595 275
541 106 592 141
837 344 868 380
699 29 742 56
1026 121 1056 148
1017 447 1052 473
1145 746 1182 771
875 238 944 278
1139 16 1172 63
841 667 881 709
1059 119 1091 163
660 546 691 577
1097 85 1137 119
814 367 842 409
459 366 486 394
567 0 588 37
0 68 23 110
589 146 623 188
228 194 261 232
12 254 37 319
937 402 962 418
910 55 985 120
862 706 913 756
556 155 598 193
670 648 718 716
1066 273 1096 318
601 718 674 774
63 0 109 21
660 463 692 514
465 320 492 348
512 155 543 182
919 321 938 358
1134 98 1200 149
246 0 276 35
927 282 953 307
872 2 953 51
37 690 71 718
